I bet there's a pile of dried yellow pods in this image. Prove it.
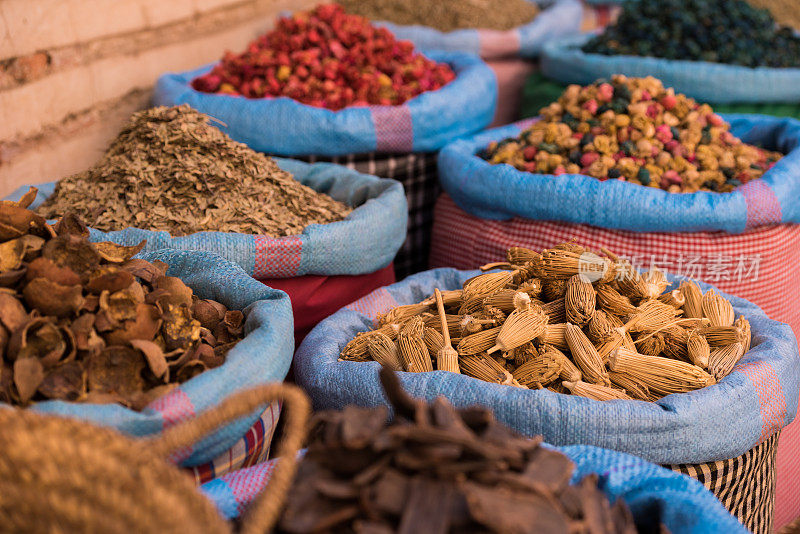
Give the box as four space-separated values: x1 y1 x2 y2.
341 243 751 402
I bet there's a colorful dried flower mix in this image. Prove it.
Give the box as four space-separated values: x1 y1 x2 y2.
38 105 351 236
481 76 783 193
192 4 456 110
1 194 244 410
279 367 646 533
583 0 800 68
339 0 539 33
341 242 752 401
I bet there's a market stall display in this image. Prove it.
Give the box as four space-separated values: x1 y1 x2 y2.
294 261 798 533
155 4 496 278
0 200 295 467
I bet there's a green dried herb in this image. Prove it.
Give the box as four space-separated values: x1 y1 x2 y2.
38 105 352 237
339 0 539 32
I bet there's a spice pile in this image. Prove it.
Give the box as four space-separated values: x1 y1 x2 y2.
192 4 456 109
38 105 351 236
481 76 782 192
279 367 643 533
339 0 539 33
1 191 244 409
583 0 800 67
342 242 752 402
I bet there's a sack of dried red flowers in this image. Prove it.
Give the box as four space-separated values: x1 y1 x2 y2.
154 4 496 157
202 368 748 534
293 260 797 497
0 195 294 466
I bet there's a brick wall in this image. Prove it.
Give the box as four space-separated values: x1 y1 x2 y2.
0 0 315 197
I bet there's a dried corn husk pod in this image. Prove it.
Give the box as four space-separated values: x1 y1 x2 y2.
480 261 514 272
587 310 615 344
659 290 686 309
542 298 566 323
537 323 569 351
422 313 462 337
563 380 632 401
488 303 547 354
565 323 610 386
421 289 463 308
477 306 507 324
341 328 397 362
366 332 403 371
460 315 497 335
662 326 689 362
460 353 520 386
636 331 666 356
507 246 541 266
423 327 444 357
513 343 537 366
626 300 681 334
736 316 751 354
377 303 429 328
609 371 651 401
680 281 703 319
686 331 710 369
541 345 581 382
517 278 542 299
541 247 612 283
511 262 539 284
617 268 668 301
565 274 596 327
433 288 460 374
512 353 561 388
542 278 569 301
595 285 638 318
708 342 745 381
397 317 432 373
457 326 502 355
462 271 512 302
484 289 520 313
701 290 735 327
554 242 587 255
609 347 713 397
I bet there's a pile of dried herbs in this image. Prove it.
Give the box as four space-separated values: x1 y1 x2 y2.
1 190 244 410
339 0 539 32
37 105 352 237
481 76 783 193
342 242 751 402
279 367 644 533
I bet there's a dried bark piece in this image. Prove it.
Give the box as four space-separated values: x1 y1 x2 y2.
130 339 169 380
463 481 569 534
91 241 145 263
191 299 226 330
25 256 81 286
87 346 146 397
104 304 161 346
53 212 89 238
0 293 28 333
0 204 47 241
22 278 84 318
160 304 201 351
38 360 86 401
85 267 135 294
41 235 101 276
398 478 454 534
0 238 26 273
13 357 45 403
121 258 167 284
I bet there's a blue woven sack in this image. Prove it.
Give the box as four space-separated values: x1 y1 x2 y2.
6 158 407 279
541 34 800 104
199 443 746 534
294 268 799 465
437 114 800 233
374 0 583 59
14 250 294 466
153 50 496 157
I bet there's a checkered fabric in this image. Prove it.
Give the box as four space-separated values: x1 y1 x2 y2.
299 152 440 280
188 402 281 485
667 431 780 534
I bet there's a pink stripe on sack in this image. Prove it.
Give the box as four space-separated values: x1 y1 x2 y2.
226 460 278 515
514 117 540 132
371 105 414 153
737 180 782 229
477 29 520 59
148 388 197 463
344 286 398 321
733 361 787 443
253 235 302 279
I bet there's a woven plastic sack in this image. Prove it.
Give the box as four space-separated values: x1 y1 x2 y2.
199 445 746 534
294 268 798 466
372 0 583 60
438 114 800 233
7 158 406 279
153 51 496 157
541 34 800 104
8 250 294 466
428 193 800 529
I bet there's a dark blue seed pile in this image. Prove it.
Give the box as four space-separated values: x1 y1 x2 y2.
583 0 800 68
